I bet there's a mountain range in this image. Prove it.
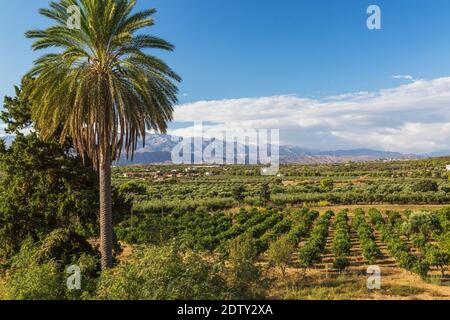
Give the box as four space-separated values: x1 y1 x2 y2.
2 133 446 165
115 134 423 165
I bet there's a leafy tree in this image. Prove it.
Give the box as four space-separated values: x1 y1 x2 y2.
232 185 246 205
425 246 449 277
259 183 271 206
0 77 32 133
408 211 441 240
298 211 334 269
411 180 438 192
0 81 97 258
26 0 180 269
267 236 295 277
400 221 413 241
227 234 264 299
320 179 334 192
0 79 128 261
117 181 147 197
0 132 99 258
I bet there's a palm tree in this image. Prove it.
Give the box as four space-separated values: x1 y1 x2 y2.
25 0 180 269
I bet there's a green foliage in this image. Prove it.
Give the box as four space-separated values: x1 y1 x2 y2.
0 77 32 133
371 212 429 279
320 179 334 192
369 208 385 227
333 256 349 271
298 211 334 268
3 236 99 300
332 210 351 271
0 81 130 261
232 185 246 204
3 240 65 300
25 0 181 165
256 215 293 254
386 211 403 227
267 236 295 277
36 228 99 266
352 209 381 264
406 211 441 239
286 209 319 244
95 243 228 300
117 181 147 198
425 245 449 276
0 133 99 258
227 235 265 299
116 208 232 251
411 180 438 192
217 208 268 245
259 183 271 206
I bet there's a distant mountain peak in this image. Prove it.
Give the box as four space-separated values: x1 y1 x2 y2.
115 133 420 165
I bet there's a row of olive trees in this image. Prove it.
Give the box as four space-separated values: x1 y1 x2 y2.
331 210 352 271
352 209 382 264
400 211 449 276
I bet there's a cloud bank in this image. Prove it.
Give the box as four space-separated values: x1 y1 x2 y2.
171 77 450 154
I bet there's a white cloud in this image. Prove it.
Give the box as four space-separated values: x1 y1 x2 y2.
392 74 417 82
171 77 450 154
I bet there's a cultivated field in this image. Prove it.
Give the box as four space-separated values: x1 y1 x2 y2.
108 157 450 300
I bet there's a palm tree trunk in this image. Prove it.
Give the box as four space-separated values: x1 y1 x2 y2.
99 139 113 269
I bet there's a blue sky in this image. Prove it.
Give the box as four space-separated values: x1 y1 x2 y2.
1 0 450 153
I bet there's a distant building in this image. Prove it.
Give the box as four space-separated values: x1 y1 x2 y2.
446 165 450 171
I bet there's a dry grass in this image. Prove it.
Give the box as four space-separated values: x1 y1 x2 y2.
0 277 6 300
261 210 450 300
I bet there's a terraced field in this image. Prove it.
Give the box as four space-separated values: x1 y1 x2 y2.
111 159 450 299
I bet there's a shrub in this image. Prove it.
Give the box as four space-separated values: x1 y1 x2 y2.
95 243 229 300
227 235 265 299
36 228 99 266
333 256 349 271
3 240 65 300
411 180 438 192
320 179 334 192
2 234 100 300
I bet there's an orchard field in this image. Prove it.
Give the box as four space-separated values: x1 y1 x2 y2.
108 157 450 300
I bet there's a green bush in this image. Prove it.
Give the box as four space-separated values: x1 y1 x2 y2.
3 240 65 300
298 211 334 268
95 243 229 300
36 228 99 266
287 209 318 244
267 236 295 277
333 256 349 271
227 235 265 299
2 233 100 300
352 209 381 264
